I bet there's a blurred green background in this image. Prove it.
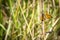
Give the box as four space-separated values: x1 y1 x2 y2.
0 0 60 40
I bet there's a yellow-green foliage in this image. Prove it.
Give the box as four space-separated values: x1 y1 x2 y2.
0 0 60 40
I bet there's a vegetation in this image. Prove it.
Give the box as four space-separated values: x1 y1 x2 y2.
0 0 60 40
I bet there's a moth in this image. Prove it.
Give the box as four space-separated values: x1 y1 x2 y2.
40 11 52 21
